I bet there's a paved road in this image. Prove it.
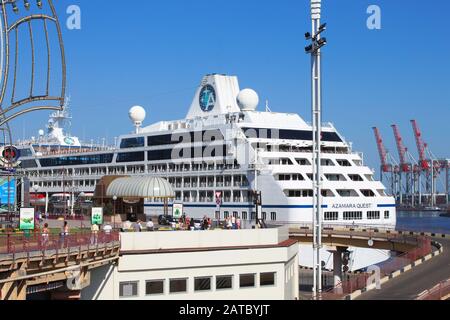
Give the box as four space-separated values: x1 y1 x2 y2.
357 237 450 300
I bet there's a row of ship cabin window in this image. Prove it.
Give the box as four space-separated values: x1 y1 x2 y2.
324 211 390 221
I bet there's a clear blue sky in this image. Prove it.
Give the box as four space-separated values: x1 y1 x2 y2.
10 0 450 172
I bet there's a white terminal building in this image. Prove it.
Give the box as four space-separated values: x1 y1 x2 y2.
82 227 299 300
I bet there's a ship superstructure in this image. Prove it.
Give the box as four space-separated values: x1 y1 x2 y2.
17 74 396 227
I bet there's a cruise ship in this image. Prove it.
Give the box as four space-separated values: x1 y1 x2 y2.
16 74 396 228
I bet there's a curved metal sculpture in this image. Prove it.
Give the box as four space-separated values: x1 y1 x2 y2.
0 0 66 144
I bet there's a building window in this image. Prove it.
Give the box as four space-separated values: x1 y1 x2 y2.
170 279 187 294
224 211 230 219
262 212 267 221
384 211 390 220
260 273 276 287
343 211 363 221
240 274 256 288
146 280 164 296
324 212 339 221
233 211 239 218
270 212 277 221
251 212 256 220
367 211 381 220
119 281 139 298
216 276 233 290
194 277 212 292
242 212 248 220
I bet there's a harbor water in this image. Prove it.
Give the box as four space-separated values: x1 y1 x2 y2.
396 211 450 234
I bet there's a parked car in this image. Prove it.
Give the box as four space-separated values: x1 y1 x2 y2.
158 215 175 226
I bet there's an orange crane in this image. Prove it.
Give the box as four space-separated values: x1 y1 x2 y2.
373 127 399 198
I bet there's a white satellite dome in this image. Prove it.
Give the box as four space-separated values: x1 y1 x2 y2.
129 106 146 123
237 89 259 111
38 129 45 136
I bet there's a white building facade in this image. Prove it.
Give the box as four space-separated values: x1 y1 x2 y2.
82 227 299 300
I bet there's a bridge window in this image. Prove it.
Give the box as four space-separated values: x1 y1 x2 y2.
146 280 164 296
343 211 363 220
119 281 139 298
324 212 339 221
117 152 145 163
170 278 188 294
377 190 387 197
367 211 381 220
120 137 145 149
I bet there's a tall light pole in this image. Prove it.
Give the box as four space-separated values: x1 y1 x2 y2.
32 185 40 228
305 0 327 300
113 195 118 230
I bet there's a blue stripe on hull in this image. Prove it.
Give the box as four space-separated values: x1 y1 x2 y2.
144 204 329 209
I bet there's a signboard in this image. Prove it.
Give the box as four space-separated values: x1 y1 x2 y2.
91 207 104 225
215 192 222 206
20 208 35 230
0 178 16 212
0 146 20 166
172 203 183 219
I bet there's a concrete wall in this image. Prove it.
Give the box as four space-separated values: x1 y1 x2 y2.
120 227 289 252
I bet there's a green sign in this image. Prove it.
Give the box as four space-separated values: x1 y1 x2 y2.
172 203 183 219
91 207 104 225
20 208 35 231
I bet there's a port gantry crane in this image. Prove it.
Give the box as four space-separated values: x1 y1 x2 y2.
411 120 449 208
391 124 417 206
372 127 399 199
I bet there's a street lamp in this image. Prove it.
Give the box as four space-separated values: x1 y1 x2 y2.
113 195 118 230
305 0 327 300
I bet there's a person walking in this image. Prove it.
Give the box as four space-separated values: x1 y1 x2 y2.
237 217 242 230
91 223 99 245
146 219 154 232
231 215 237 230
60 221 69 248
41 223 50 247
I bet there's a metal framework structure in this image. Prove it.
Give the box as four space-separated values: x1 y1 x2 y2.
0 0 66 222
0 0 66 140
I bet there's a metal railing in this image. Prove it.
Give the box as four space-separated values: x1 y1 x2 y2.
0 231 120 258
321 237 433 300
